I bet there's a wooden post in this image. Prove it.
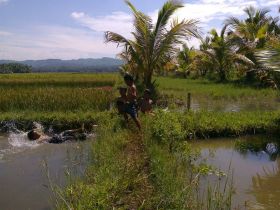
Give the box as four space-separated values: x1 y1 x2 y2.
187 93 191 111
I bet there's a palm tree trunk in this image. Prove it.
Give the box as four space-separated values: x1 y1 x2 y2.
219 68 226 81
144 70 153 88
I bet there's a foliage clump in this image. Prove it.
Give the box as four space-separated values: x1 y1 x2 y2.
0 63 32 73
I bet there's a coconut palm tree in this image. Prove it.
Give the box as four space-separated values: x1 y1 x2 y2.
225 6 273 48
200 26 254 81
225 6 280 86
105 0 200 88
177 44 197 76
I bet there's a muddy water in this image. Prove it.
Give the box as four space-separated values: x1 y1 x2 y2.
190 98 280 112
194 136 280 210
0 134 91 210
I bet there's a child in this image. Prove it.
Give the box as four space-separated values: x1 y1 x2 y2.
27 124 86 144
116 87 129 122
116 87 127 114
124 74 141 130
139 89 153 114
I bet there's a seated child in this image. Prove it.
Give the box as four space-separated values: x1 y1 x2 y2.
139 89 153 114
116 87 127 115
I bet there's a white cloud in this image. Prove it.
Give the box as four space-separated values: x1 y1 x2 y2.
71 11 133 37
1 0 279 60
70 0 279 50
259 0 280 7
0 26 121 60
175 1 260 24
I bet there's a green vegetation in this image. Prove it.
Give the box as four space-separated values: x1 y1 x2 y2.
54 108 280 209
174 6 280 86
0 73 279 209
0 72 278 115
0 63 32 73
2 109 280 138
0 73 118 87
56 116 234 210
1 0 280 209
105 0 199 87
200 26 254 81
157 77 277 99
106 3 280 88
0 73 119 112
0 87 113 112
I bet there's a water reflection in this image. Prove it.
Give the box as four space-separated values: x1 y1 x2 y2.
194 136 280 210
250 163 280 210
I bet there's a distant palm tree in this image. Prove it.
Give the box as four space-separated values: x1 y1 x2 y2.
200 26 254 81
177 44 196 76
105 0 200 87
225 6 280 85
225 6 273 48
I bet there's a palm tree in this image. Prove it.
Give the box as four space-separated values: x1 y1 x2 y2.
105 0 200 88
177 44 196 77
225 6 273 48
226 6 280 86
200 26 254 81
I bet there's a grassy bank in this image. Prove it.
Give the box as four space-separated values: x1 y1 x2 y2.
0 111 112 132
57 115 235 209
1 110 279 136
151 110 280 139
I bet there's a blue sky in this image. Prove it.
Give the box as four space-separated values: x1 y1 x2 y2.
0 0 279 60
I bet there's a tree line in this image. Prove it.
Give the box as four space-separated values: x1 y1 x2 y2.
0 63 32 74
106 1 280 89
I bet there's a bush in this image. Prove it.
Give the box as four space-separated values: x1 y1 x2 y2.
151 111 185 151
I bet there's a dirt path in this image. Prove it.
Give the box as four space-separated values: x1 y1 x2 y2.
115 131 154 209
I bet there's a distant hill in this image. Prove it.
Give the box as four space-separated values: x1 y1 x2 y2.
0 57 123 72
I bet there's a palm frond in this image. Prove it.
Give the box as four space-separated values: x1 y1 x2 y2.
244 6 256 22
154 0 184 36
104 31 131 46
220 25 228 38
225 16 241 29
234 53 255 66
125 0 138 17
153 19 199 65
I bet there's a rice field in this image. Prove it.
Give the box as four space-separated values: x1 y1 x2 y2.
0 73 118 88
0 73 119 112
0 73 278 113
157 76 278 100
